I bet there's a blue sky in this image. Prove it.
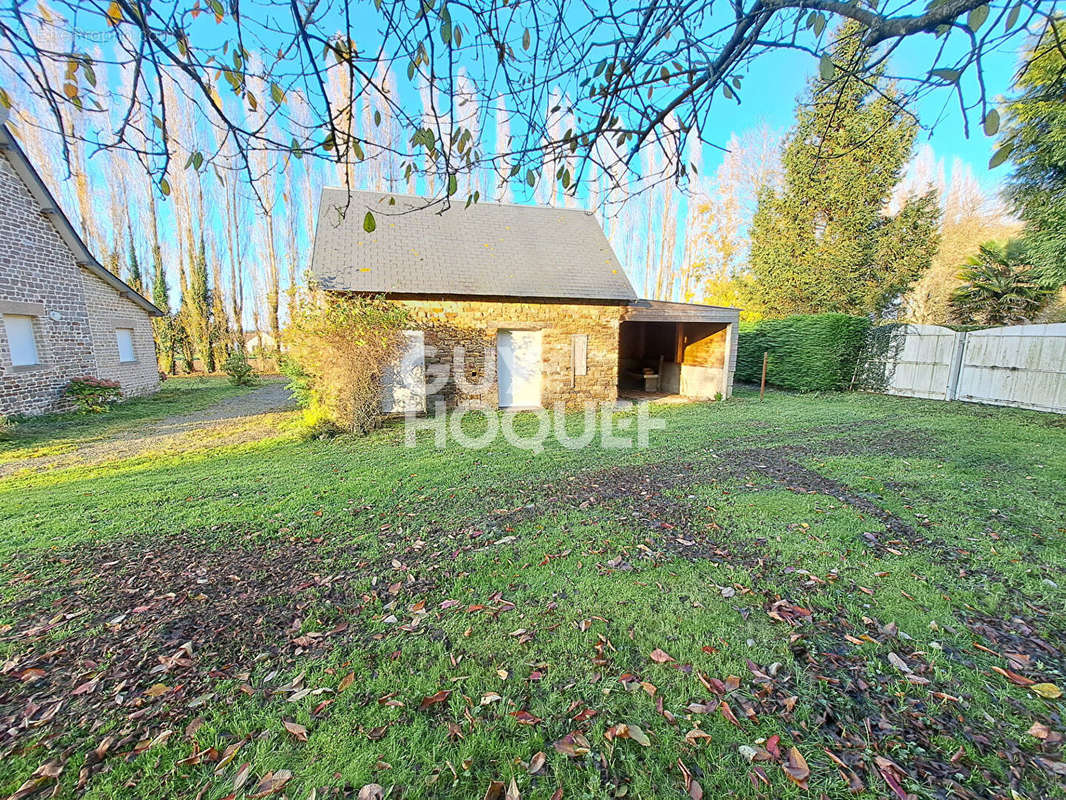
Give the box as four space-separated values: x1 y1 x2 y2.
4 2 1037 317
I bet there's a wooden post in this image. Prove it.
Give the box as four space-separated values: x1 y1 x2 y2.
760 351 768 400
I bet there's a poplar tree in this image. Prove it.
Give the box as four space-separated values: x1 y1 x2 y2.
747 23 940 318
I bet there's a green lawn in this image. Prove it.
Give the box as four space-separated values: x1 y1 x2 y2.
0 387 1063 799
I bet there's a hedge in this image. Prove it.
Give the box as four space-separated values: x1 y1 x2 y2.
735 313 872 392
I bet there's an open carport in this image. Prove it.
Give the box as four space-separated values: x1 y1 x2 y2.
619 299 740 400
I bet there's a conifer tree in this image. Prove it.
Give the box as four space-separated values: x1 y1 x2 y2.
747 23 940 318
1002 19 1066 287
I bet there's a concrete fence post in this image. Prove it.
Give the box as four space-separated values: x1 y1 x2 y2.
946 330 967 401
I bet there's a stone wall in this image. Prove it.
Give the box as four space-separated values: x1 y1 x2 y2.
0 149 158 416
80 270 160 398
390 297 623 408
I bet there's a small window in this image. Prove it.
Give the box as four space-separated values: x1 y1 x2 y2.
3 314 40 367
116 328 136 363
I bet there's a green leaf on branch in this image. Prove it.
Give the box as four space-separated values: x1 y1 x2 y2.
930 68 961 83
818 55 835 81
1005 3 1021 31
983 108 999 136
988 142 1012 168
967 4 989 32
363 211 376 233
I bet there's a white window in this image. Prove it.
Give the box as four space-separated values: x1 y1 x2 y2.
116 328 136 363
3 314 40 367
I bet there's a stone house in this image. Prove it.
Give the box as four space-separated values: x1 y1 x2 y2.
0 116 161 417
311 190 739 410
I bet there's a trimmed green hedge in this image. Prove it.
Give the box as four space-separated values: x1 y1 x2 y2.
735 313 871 392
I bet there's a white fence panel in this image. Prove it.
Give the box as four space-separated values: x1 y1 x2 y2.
864 322 1066 414
956 324 1066 413
864 324 959 400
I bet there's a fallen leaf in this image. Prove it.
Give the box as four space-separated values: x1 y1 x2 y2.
528 752 547 774
506 776 520 800
251 769 292 797
338 672 355 692
283 720 308 741
684 729 712 745
1030 682 1063 699
233 762 252 792
992 666 1035 686
649 648 675 664
419 689 452 710
483 780 505 800
887 652 911 673
553 731 591 758
719 701 742 727
358 785 385 800
481 691 503 705
738 744 771 762
511 710 541 725
1028 722 1050 739
782 747 809 789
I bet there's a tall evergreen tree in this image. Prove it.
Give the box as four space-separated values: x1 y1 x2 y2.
188 234 214 372
125 222 144 295
746 23 940 318
146 188 175 374
150 250 173 374
1002 18 1066 288
210 245 232 369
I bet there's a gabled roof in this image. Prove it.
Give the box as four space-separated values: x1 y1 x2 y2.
311 189 637 302
0 113 162 317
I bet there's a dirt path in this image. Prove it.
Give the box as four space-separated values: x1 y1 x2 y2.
0 381 295 477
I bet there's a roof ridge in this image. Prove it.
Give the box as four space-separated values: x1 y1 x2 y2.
319 187 596 216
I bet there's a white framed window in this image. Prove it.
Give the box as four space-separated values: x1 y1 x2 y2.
3 314 40 367
115 328 136 363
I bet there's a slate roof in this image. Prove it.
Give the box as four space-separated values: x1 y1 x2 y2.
311 189 637 302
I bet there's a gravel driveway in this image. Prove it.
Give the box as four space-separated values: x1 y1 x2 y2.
0 380 295 477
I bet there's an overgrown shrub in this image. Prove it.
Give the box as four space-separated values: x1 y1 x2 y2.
278 355 312 409
222 349 258 385
735 313 871 391
0 414 12 440
65 376 123 413
284 291 410 434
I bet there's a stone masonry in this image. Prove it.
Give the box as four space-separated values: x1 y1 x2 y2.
0 150 159 417
391 297 623 408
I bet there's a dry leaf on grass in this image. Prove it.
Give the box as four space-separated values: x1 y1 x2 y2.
283 720 308 741
782 747 809 789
